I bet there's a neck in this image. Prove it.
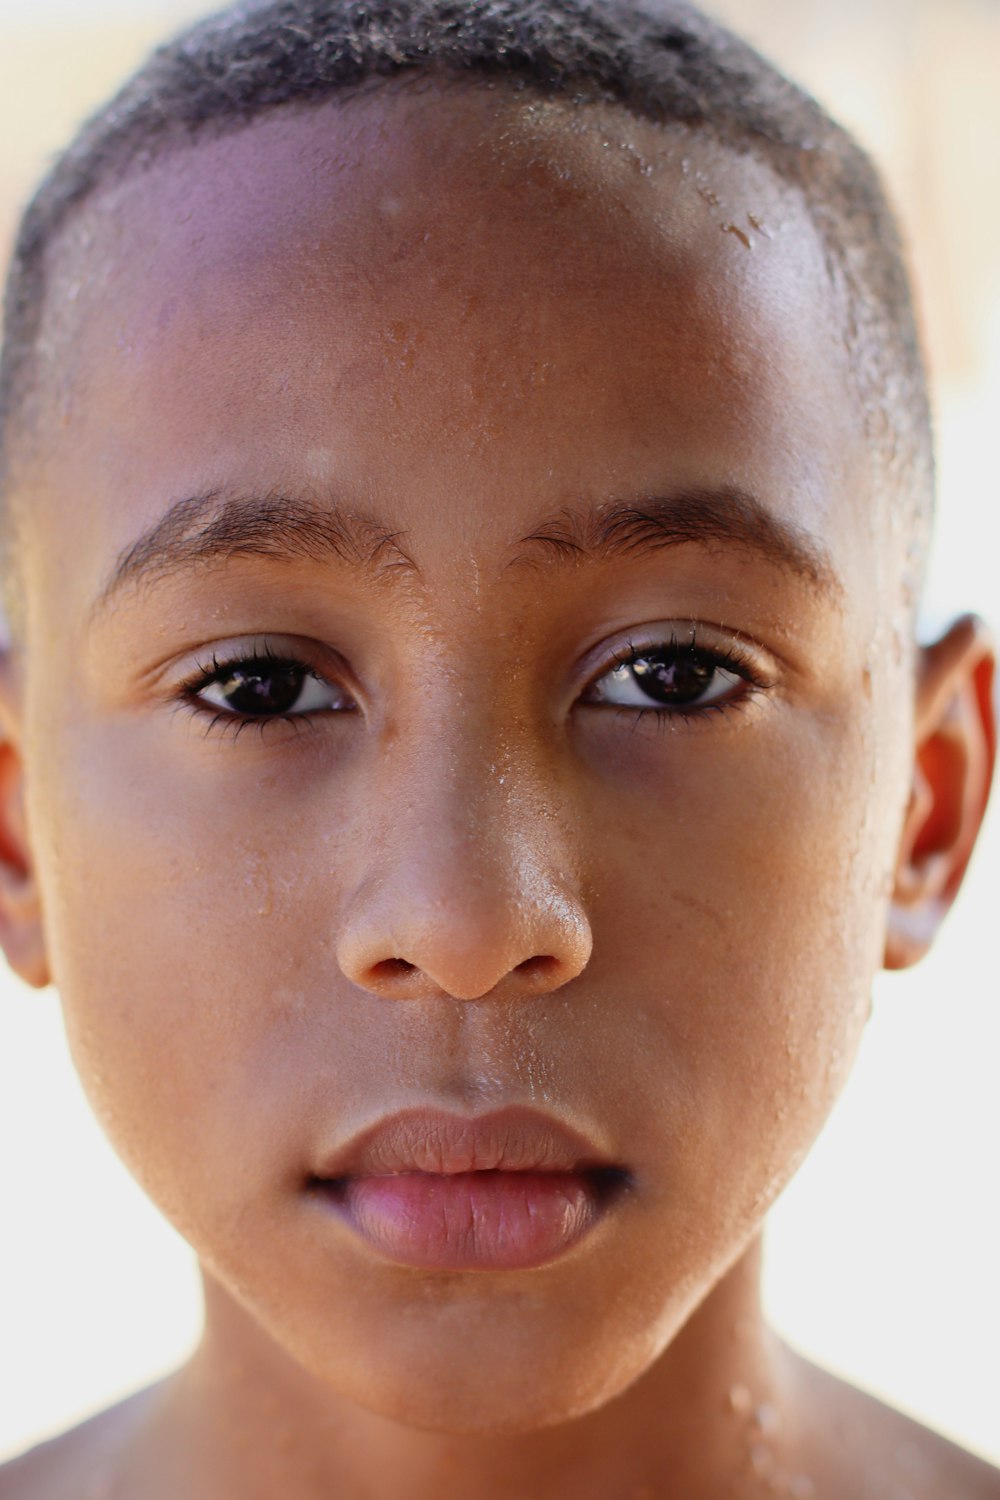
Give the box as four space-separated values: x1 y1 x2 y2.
131 1239 798 1500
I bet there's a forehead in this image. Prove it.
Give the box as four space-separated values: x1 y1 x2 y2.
24 83 869 610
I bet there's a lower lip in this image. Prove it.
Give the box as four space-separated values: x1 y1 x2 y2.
320 1170 611 1271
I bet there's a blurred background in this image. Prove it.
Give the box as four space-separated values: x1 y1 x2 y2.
0 0 998 1468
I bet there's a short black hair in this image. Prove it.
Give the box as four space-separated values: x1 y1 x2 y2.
0 0 932 547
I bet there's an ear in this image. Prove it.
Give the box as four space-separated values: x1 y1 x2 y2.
885 615 996 970
0 650 50 988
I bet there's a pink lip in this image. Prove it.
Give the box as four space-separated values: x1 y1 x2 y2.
310 1106 627 1271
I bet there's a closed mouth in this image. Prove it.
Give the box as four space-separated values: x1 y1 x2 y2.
307 1105 630 1271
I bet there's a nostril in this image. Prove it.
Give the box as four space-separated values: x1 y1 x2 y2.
371 960 413 984
371 957 417 982
514 955 559 983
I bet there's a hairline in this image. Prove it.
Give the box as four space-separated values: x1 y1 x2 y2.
0 30 934 626
2 68 865 470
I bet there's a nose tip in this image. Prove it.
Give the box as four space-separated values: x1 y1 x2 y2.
336 884 593 1002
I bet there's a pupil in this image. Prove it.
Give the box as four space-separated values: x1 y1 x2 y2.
222 663 304 715
632 650 714 703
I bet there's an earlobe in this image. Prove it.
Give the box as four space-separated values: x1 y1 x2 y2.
885 615 996 970
0 652 50 989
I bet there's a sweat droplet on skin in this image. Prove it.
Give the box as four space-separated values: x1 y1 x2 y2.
728 1382 754 1415
752 1402 781 1438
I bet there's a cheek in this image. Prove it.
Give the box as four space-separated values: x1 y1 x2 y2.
25 722 345 1238
584 696 903 1235
31 696 898 1194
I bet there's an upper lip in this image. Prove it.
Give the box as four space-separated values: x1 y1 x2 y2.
313 1105 618 1179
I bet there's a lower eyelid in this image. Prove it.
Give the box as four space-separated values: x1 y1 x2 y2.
177 703 323 743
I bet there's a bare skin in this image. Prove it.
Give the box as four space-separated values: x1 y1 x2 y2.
0 84 995 1499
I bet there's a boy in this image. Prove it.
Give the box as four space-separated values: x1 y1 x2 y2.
0 0 995 1495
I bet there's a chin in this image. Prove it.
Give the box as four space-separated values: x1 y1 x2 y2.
200 1214 709 1436
292 1286 674 1436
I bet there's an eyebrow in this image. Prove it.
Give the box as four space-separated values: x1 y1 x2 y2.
506 488 841 597
93 483 841 617
92 491 418 616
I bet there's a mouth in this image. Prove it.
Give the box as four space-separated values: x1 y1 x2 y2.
308 1106 630 1272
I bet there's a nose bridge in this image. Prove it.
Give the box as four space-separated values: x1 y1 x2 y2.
335 697 592 1001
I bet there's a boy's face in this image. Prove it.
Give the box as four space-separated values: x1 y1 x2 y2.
8 86 918 1429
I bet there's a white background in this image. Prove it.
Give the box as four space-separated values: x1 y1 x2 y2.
0 0 997 1468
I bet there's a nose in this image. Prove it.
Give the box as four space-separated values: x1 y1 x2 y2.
335 749 592 1002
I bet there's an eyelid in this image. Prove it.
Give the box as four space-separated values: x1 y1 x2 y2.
164 634 351 691
577 620 778 694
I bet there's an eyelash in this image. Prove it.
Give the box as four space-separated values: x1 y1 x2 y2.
175 627 767 741
584 626 766 725
177 644 351 742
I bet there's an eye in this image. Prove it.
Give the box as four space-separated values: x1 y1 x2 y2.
582 631 759 715
186 650 353 721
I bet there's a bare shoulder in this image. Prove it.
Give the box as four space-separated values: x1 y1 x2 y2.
786 1345 1000 1499
0 1385 164 1500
